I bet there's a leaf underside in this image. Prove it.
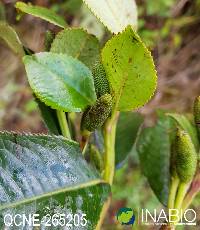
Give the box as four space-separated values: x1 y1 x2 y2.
102 26 157 111
51 28 100 70
15 2 67 28
0 21 24 57
136 114 174 205
83 0 138 34
115 112 143 166
0 132 110 229
23 52 96 112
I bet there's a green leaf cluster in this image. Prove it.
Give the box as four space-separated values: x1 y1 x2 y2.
0 1 160 228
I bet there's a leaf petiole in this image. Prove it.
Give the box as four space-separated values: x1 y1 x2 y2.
56 110 71 139
168 176 179 209
172 182 189 224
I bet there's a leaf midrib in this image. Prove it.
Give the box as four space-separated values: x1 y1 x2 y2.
0 179 105 211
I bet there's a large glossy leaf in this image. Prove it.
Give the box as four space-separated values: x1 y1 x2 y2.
83 0 137 33
167 113 199 151
23 52 97 112
102 26 157 111
115 112 143 167
0 21 24 57
0 132 110 229
136 114 175 205
51 28 100 70
15 2 67 28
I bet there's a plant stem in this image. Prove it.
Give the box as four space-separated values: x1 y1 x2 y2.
56 110 71 139
168 176 179 209
174 182 188 211
171 182 188 225
103 111 119 185
82 137 89 155
96 109 118 230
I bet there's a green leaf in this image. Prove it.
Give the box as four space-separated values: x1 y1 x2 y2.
15 2 67 28
0 132 110 229
83 0 137 33
136 114 174 205
167 113 199 151
51 28 100 70
102 26 157 111
34 97 61 135
115 112 143 167
23 52 97 112
24 49 61 135
0 21 25 57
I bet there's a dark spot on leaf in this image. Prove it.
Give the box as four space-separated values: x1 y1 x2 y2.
132 36 138 43
128 57 132 63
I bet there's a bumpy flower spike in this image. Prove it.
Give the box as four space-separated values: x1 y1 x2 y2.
81 94 112 132
174 129 197 183
92 61 110 98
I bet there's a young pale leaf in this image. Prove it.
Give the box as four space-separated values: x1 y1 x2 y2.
15 2 67 28
102 26 157 111
136 114 175 205
83 0 137 33
23 52 96 112
0 21 24 57
0 132 110 229
168 113 199 151
51 28 100 69
115 112 143 167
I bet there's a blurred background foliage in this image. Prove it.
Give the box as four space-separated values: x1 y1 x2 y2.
0 0 200 229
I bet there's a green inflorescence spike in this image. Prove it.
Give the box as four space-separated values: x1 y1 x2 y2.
92 61 110 98
81 94 112 132
174 129 197 183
